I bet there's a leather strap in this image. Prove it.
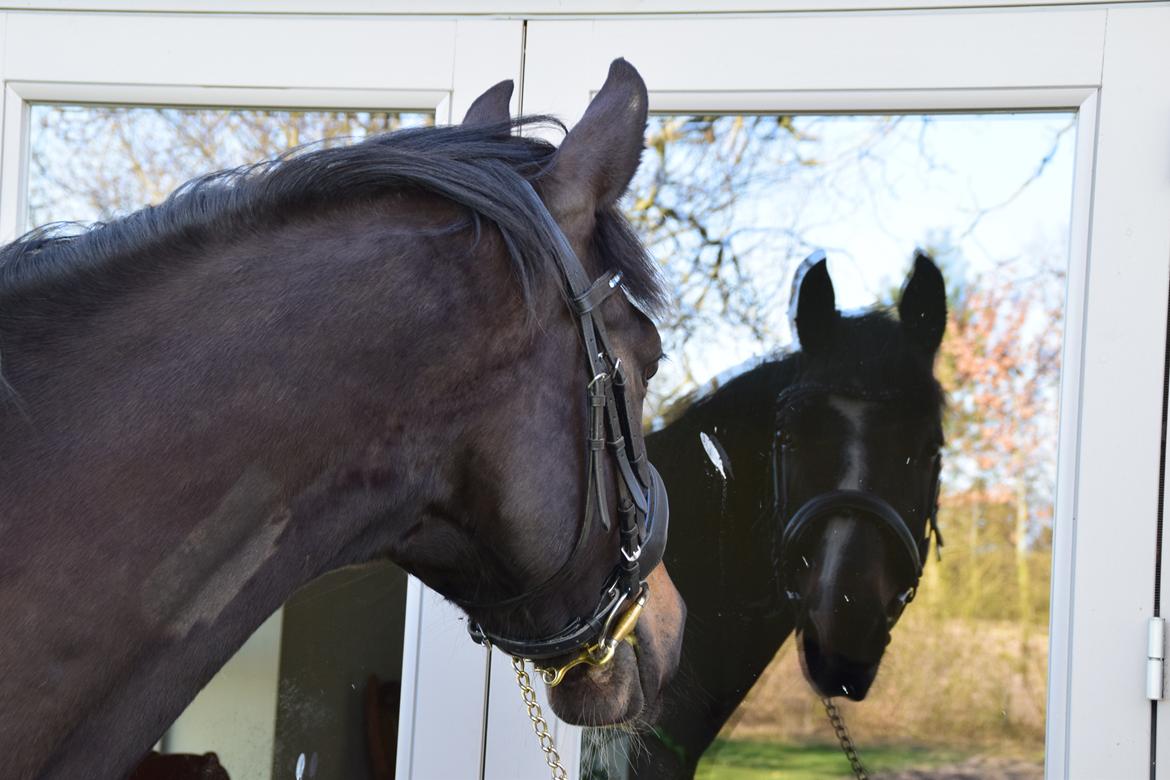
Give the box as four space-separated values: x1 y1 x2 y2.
468 466 668 660
571 270 623 316
456 181 669 665
780 490 924 583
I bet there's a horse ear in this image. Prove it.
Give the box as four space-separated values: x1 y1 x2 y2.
795 258 839 354
899 251 947 355
541 59 648 238
462 80 514 126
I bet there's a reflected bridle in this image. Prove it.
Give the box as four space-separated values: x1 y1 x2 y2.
461 185 669 688
771 382 943 628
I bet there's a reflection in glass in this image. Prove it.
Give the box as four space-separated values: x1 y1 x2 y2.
28 105 431 228
582 114 1072 780
270 564 409 780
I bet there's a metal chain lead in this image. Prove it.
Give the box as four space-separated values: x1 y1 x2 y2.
821 696 869 780
513 657 570 780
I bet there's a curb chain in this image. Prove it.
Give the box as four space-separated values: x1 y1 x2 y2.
821 696 870 780
513 657 570 780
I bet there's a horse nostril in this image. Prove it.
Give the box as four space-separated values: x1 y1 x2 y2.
798 612 882 702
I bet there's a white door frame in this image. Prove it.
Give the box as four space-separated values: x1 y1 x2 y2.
521 7 1170 778
0 11 523 241
4 3 1170 778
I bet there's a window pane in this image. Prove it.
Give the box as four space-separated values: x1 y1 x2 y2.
28 105 432 228
25 104 431 780
584 112 1073 780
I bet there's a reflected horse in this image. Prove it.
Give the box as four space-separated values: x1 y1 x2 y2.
628 254 946 778
0 61 685 779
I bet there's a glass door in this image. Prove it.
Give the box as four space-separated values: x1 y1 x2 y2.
0 11 522 780
7 5 1170 779
522 7 1170 779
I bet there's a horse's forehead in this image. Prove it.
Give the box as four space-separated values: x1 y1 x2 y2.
827 396 867 417
828 397 867 491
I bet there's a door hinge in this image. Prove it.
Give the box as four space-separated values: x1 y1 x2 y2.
1149 617 1165 701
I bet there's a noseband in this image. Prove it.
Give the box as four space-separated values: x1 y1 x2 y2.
462 185 669 687
772 383 942 626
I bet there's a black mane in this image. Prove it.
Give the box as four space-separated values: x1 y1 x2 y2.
0 117 666 317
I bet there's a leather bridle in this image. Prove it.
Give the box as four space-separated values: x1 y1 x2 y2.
771 382 942 627
462 184 669 687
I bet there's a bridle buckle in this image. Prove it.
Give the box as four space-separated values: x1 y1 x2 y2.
536 587 648 688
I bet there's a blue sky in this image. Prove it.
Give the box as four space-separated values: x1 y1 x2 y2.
798 113 1074 307
633 111 1075 402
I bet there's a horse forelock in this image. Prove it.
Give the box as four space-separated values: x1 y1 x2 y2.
796 310 946 414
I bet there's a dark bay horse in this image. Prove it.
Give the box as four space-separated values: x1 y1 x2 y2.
0 60 684 779
625 254 946 778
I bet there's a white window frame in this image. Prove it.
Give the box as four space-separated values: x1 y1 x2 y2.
519 7 1170 779
0 12 522 240
5 4 1170 779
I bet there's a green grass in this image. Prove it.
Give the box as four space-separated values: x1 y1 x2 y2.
695 739 966 780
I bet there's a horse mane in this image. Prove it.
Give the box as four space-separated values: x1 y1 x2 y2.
0 116 667 318
656 351 794 428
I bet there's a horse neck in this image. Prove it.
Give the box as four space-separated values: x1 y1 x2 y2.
0 201 529 779
652 357 794 596
645 358 799 765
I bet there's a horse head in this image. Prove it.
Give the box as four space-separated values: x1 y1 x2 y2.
779 252 946 701
0 60 683 778
443 61 686 725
